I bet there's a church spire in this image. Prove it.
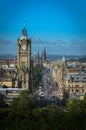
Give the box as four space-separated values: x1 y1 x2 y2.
21 21 28 40
24 21 26 28
62 53 66 62
62 53 67 66
42 47 46 62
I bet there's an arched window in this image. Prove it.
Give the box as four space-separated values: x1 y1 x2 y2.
82 89 84 92
76 89 78 92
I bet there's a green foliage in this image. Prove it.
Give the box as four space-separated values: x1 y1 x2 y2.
1 92 86 130
10 90 37 110
0 93 4 101
32 66 42 89
66 99 79 111
0 93 8 108
66 97 86 113
0 107 86 130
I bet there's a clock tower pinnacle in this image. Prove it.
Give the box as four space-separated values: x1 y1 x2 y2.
17 25 31 89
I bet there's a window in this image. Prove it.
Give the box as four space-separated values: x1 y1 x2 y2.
76 89 78 92
82 89 84 92
83 77 86 79
76 85 79 87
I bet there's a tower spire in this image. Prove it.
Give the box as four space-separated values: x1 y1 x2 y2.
43 47 46 62
24 21 26 28
21 21 27 40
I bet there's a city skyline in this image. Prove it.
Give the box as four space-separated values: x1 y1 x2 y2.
0 0 86 55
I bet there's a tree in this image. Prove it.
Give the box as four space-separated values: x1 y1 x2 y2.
10 90 37 110
0 93 8 108
32 66 42 90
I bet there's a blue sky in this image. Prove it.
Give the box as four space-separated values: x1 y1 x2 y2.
0 0 86 55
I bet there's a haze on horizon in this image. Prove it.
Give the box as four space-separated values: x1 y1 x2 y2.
0 0 86 55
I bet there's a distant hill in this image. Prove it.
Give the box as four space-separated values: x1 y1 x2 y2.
0 54 17 59
0 54 86 62
47 55 86 62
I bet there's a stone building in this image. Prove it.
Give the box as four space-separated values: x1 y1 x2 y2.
0 26 31 90
65 63 86 99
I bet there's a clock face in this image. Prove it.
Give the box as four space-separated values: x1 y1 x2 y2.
22 45 26 50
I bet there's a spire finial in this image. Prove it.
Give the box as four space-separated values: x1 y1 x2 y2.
24 21 26 28
21 21 27 39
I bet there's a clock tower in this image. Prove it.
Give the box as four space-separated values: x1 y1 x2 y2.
17 26 31 89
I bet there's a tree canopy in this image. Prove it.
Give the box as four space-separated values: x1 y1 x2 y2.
0 91 86 130
11 90 37 110
32 66 42 90
0 93 8 108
